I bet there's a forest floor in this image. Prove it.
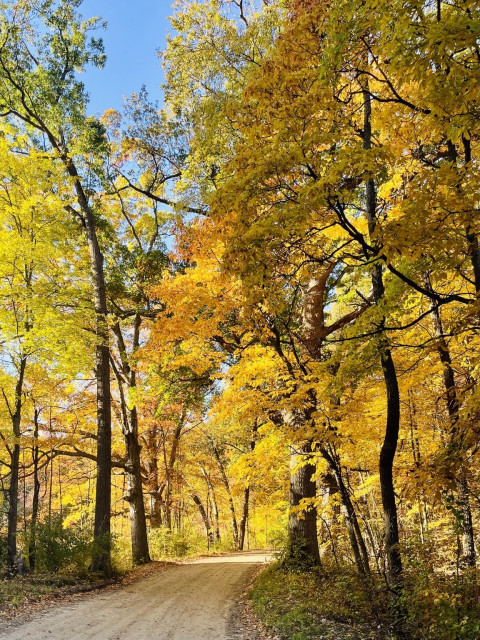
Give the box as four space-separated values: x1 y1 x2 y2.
0 550 273 640
249 564 395 640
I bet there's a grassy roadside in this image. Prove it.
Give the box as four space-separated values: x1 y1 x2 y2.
248 561 480 640
248 563 393 640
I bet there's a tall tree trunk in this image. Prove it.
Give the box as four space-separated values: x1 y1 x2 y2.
363 88 402 579
202 468 221 541
28 408 41 571
164 420 184 532
424 275 475 567
7 444 20 575
62 159 112 575
112 318 150 565
124 407 150 565
239 422 258 551
461 137 480 300
408 393 428 544
285 442 321 567
6 356 27 575
238 486 250 552
145 425 163 528
209 437 239 548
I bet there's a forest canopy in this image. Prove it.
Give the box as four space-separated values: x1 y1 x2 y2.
0 1 479 638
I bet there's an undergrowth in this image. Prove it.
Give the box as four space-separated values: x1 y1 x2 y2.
249 561 480 640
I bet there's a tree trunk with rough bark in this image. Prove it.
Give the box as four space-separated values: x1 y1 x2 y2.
145 426 163 528
424 275 475 567
285 442 321 567
124 412 150 565
63 163 112 576
363 88 403 579
112 319 150 565
164 421 184 532
28 408 41 571
6 356 27 575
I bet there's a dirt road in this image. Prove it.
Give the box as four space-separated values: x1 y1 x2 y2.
0 550 271 640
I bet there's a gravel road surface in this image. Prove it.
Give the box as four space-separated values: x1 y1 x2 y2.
0 550 272 640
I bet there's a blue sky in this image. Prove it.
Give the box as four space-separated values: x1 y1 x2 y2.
79 0 174 115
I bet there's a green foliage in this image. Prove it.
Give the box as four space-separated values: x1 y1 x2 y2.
249 562 387 640
279 536 322 573
399 567 480 640
149 527 201 559
250 559 480 640
34 516 92 575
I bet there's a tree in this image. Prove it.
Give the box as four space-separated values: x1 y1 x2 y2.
0 0 112 573
0 129 91 573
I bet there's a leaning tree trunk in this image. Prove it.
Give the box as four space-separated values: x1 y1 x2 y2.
321 447 370 574
209 438 239 548
191 493 214 546
363 88 402 579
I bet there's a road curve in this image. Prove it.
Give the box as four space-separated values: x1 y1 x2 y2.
0 551 271 640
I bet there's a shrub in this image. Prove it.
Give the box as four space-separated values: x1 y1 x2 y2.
34 516 92 575
149 527 205 559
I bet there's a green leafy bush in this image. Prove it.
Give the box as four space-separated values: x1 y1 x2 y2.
149 527 201 559
34 516 92 575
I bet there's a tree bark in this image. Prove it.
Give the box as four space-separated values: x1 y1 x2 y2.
321 447 370 574
7 444 20 575
191 493 214 545
123 411 150 564
6 356 27 575
285 442 321 567
202 468 221 541
462 137 480 299
28 407 41 571
164 420 184 532
239 422 258 551
112 318 150 565
424 275 475 567
363 88 402 579
61 162 113 575
209 437 239 548
275 263 368 568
